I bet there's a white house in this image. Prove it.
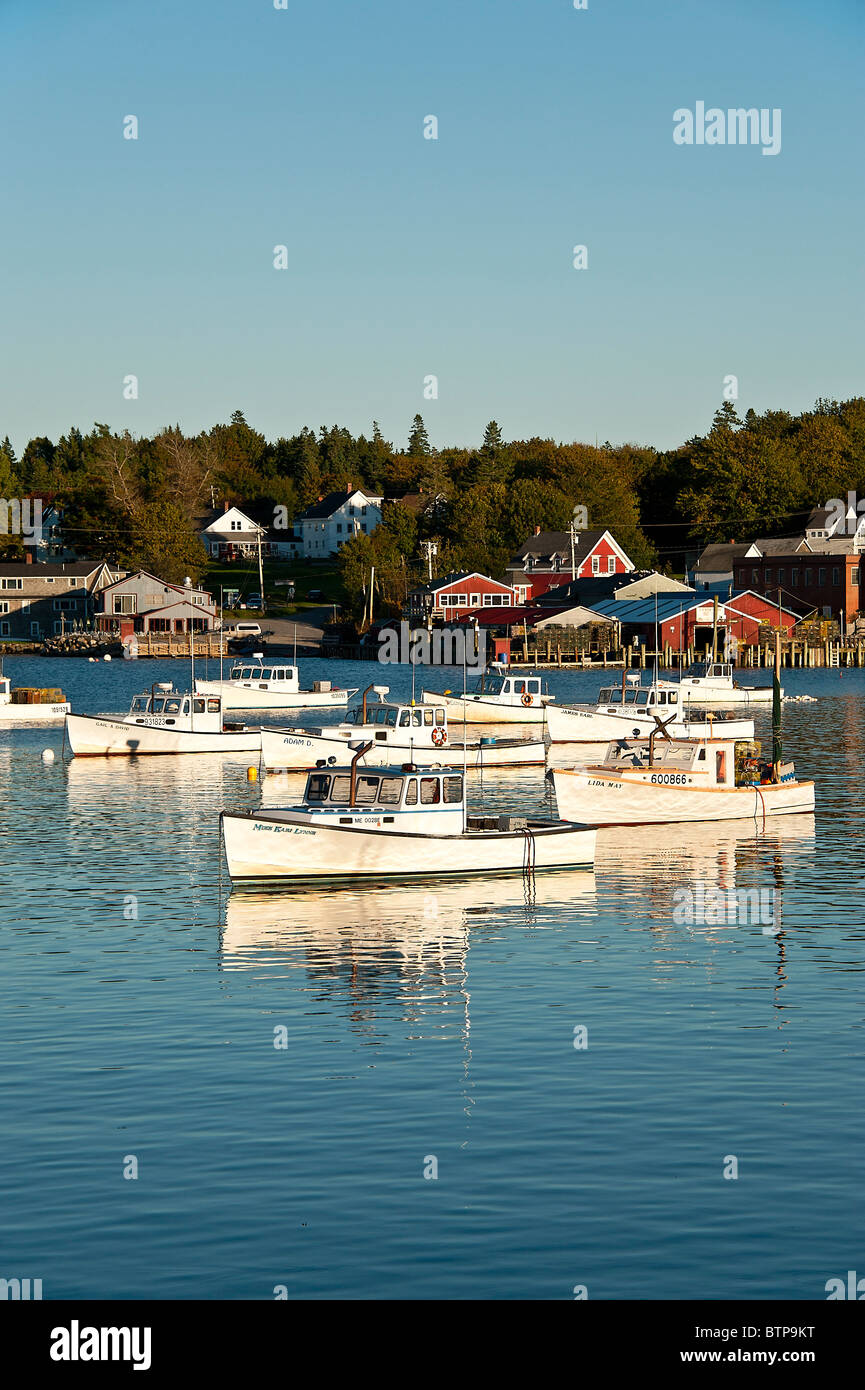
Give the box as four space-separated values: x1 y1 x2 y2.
199 505 300 561
297 489 383 557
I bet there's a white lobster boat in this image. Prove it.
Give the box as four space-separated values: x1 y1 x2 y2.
195 656 357 709
0 672 70 724
260 684 545 771
658 662 780 706
546 678 755 743
550 733 814 827
65 683 261 756
421 665 554 724
221 747 596 882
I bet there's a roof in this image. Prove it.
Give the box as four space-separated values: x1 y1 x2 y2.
410 571 514 597
535 571 682 607
584 593 709 624
99 569 210 597
451 605 544 628
297 490 380 521
0 560 112 576
508 529 607 565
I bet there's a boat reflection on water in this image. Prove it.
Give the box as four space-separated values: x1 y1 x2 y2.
221 869 596 1040
595 813 817 944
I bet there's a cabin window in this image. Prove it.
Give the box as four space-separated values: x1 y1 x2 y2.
529 680 540 693
716 751 726 782
230 667 242 679
181 699 190 715
657 692 666 705
375 708 388 725
378 777 403 804
424 710 434 726
399 710 411 726
260 669 272 680
670 692 678 703
330 776 351 803
420 777 441 804
207 699 220 713
385 709 397 727
411 710 422 727
405 779 418 805
164 698 182 713
698 748 706 761
435 709 445 725
635 691 650 706
443 775 463 803
193 699 206 713
131 696 148 712
355 776 380 804
151 698 165 713
307 774 331 801
240 667 254 680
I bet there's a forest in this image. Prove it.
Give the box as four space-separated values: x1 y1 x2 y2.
2 397 864 616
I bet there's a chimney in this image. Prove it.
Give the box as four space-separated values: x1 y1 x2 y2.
25 549 34 565
223 500 229 513
534 525 541 536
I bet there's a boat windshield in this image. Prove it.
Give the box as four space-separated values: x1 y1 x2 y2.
303 771 463 807
357 705 399 727
231 666 254 680
473 676 503 695
131 696 149 713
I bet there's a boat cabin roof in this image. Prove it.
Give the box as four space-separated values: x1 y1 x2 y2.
471 672 542 694
302 766 465 808
602 735 739 771
688 662 732 679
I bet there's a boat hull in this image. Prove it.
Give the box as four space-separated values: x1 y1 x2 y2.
221 812 596 881
546 705 755 743
259 726 545 771
659 680 780 706
551 767 815 826
65 712 261 756
0 702 70 724
421 690 552 724
194 679 356 709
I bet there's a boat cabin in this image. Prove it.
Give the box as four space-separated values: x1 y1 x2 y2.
265 764 469 834
470 673 543 699
225 661 300 689
599 736 777 788
342 699 446 738
126 684 231 732
596 684 680 711
685 662 733 683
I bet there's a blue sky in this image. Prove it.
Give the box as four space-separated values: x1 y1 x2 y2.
1 0 862 454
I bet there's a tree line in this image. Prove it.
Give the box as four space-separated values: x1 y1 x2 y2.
1 397 863 603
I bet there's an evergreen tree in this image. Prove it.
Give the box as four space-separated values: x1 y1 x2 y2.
407 414 431 457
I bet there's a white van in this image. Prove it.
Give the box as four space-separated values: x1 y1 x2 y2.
233 622 262 638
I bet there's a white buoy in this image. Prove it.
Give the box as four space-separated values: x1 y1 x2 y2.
88 657 96 663
42 748 55 762
103 654 112 662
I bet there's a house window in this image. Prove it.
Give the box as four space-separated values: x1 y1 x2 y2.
591 556 601 575
607 556 615 574
454 594 467 606
0 621 9 635
736 569 746 586
791 568 798 586
482 594 497 606
853 568 860 587
336 524 342 533
777 569 785 586
69 577 79 586
0 578 23 590
765 568 773 584
0 602 8 613
46 577 55 583
832 567 840 586
818 568 826 585
805 569 812 586
30 622 40 636
752 569 759 584
822 605 832 617
53 620 63 634
113 594 137 615
469 593 480 607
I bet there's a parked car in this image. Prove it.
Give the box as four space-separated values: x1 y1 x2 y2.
232 621 262 638
307 589 322 600
247 592 262 608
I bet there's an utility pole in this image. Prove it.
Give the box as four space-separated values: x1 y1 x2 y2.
421 541 437 581
256 526 265 614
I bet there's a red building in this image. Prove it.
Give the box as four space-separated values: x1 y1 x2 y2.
733 550 861 624
505 528 634 602
408 572 519 619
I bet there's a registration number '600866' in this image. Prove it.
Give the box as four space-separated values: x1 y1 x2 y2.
650 773 689 785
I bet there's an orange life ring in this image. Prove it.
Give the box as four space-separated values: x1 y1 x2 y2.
431 727 447 746
521 693 533 707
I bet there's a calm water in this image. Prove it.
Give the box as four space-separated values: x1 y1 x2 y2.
0 655 863 1299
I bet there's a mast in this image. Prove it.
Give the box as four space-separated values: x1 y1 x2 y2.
256 526 265 615
771 630 782 780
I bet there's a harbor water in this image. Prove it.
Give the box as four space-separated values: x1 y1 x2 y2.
0 656 862 1299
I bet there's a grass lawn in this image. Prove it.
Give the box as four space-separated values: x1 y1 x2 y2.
203 558 345 614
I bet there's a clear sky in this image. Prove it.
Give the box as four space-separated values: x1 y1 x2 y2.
1 0 862 455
